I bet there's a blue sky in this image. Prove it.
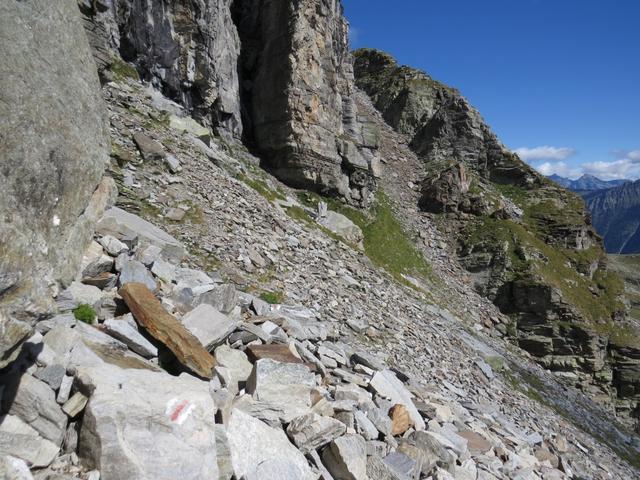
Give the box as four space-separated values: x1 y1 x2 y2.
343 0 640 180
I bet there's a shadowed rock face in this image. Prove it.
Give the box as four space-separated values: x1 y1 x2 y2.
79 0 243 138
82 0 378 205
234 0 376 204
0 0 110 367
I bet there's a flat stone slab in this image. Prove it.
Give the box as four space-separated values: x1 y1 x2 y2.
226 409 314 480
119 283 215 378
369 370 425 431
286 412 346 453
180 304 238 350
246 344 303 364
103 318 158 358
77 364 217 480
97 207 186 263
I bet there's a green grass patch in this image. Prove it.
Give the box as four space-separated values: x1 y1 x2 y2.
238 174 286 202
298 190 436 288
109 58 140 82
73 304 96 324
259 290 285 305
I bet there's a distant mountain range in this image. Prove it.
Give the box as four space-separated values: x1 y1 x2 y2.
548 173 630 193
584 180 640 253
548 174 640 253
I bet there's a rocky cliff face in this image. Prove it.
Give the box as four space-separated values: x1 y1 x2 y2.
82 0 378 204
0 0 112 368
353 48 636 425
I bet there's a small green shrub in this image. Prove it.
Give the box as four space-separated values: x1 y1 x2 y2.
259 291 284 305
73 304 96 324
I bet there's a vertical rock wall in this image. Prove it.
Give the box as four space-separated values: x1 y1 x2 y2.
0 0 111 366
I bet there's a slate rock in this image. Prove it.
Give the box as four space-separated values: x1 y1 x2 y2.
370 370 425 431
246 359 315 422
119 283 215 378
77 364 218 480
180 304 238 350
226 409 314 480
214 345 252 393
97 207 186 263
103 318 158 358
34 364 66 390
1 374 67 445
322 434 368 480
118 259 157 291
0 415 59 468
286 412 346 453
0 455 34 480
133 132 165 162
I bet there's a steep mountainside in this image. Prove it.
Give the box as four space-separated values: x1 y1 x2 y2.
79 0 379 205
549 174 630 194
1 1 639 478
353 48 638 424
584 180 640 253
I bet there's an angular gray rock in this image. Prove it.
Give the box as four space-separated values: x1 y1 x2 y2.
286 412 347 453
214 344 252 393
180 304 238 350
97 207 186 263
103 318 158 358
318 210 364 245
0 415 59 468
322 434 368 480
77 364 218 480
226 409 315 480
0 0 111 367
0 455 34 480
1 374 67 445
246 359 316 421
370 370 425 431
118 259 157 291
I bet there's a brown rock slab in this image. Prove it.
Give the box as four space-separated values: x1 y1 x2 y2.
389 404 413 436
458 430 491 454
246 344 303 365
119 283 215 378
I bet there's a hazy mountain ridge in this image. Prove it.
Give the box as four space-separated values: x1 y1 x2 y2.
585 180 640 253
548 173 630 193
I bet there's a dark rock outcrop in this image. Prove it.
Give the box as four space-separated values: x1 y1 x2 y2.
79 0 243 138
353 48 636 424
82 0 378 204
0 0 112 367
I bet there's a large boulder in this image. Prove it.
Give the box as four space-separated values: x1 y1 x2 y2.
0 0 111 367
77 364 218 480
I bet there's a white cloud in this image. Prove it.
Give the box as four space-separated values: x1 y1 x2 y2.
515 146 576 162
581 159 640 180
534 161 581 179
626 150 640 161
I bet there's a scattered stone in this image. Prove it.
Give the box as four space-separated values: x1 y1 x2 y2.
133 132 165 162
103 318 158 358
246 344 303 364
77 364 218 480
0 414 59 468
226 409 314 480
97 207 186 263
56 376 73 405
98 235 129 256
62 392 88 418
318 210 364 245
1 374 67 445
0 455 34 479
370 370 425 431
322 434 368 480
151 258 176 283
214 345 252 393
246 359 315 421
34 364 66 390
196 284 238 314
119 283 215 378
180 304 238 350
166 207 186 221
458 430 491 454
286 412 346 453
118 259 157 291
